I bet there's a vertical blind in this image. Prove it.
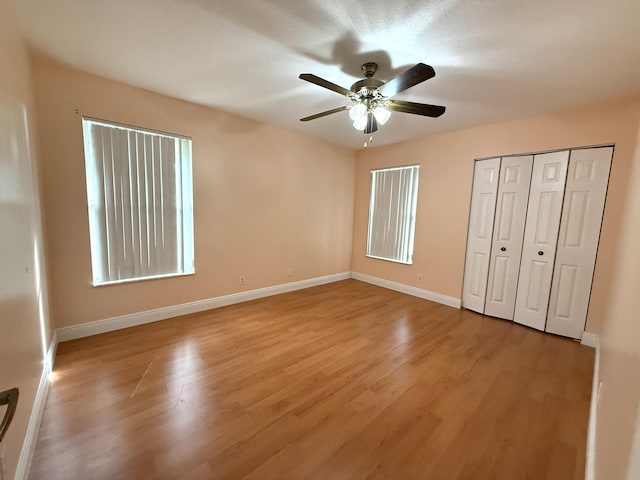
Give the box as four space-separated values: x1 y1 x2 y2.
366 165 420 264
82 119 194 285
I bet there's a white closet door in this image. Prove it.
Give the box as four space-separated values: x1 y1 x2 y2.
462 157 501 314
546 147 613 338
514 151 569 330
485 155 533 320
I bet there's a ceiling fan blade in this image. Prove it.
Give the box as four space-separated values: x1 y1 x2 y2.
299 73 352 97
379 63 436 98
300 106 348 122
364 112 378 134
388 100 446 117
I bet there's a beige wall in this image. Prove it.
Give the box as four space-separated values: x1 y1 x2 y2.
15 24 640 480
353 97 640 335
595 120 640 479
0 0 53 478
31 56 355 329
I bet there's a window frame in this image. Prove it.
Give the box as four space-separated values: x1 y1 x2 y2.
366 164 420 265
82 117 195 286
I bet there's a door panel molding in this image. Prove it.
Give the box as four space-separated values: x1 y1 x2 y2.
485 155 533 320
514 151 569 331
546 147 613 337
462 157 501 313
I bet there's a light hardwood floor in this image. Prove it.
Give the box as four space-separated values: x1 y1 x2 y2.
30 279 594 479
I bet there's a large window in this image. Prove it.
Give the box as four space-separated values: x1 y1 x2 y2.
366 165 419 264
82 118 194 285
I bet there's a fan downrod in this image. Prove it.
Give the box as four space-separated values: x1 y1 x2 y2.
361 62 378 78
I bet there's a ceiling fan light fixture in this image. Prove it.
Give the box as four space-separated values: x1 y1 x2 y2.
352 115 367 131
299 61 445 139
349 103 367 121
373 105 391 125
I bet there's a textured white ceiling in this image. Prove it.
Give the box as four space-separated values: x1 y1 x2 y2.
9 0 640 149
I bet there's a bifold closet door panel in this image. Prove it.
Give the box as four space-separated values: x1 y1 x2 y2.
485 155 533 320
462 157 501 314
514 151 569 331
546 147 613 338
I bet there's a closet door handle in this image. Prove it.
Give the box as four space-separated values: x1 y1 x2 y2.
538 250 544 256
500 247 506 252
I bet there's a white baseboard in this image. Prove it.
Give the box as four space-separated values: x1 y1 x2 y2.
585 333 600 480
57 272 351 342
350 272 461 309
14 331 58 480
581 331 599 348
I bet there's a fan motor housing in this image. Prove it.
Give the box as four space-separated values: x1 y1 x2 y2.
350 78 384 96
351 62 385 98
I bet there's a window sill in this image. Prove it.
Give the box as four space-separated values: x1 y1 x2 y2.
92 270 195 287
365 254 413 265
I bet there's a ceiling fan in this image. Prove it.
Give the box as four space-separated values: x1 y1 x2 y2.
299 62 446 135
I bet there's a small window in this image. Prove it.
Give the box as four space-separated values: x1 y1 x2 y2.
82 118 194 285
366 165 419 264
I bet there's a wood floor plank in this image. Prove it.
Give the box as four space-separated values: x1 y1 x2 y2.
30 279 594 479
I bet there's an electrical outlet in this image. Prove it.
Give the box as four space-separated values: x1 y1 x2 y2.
287 267 293 277
418 273 423 281
240 276 246 286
